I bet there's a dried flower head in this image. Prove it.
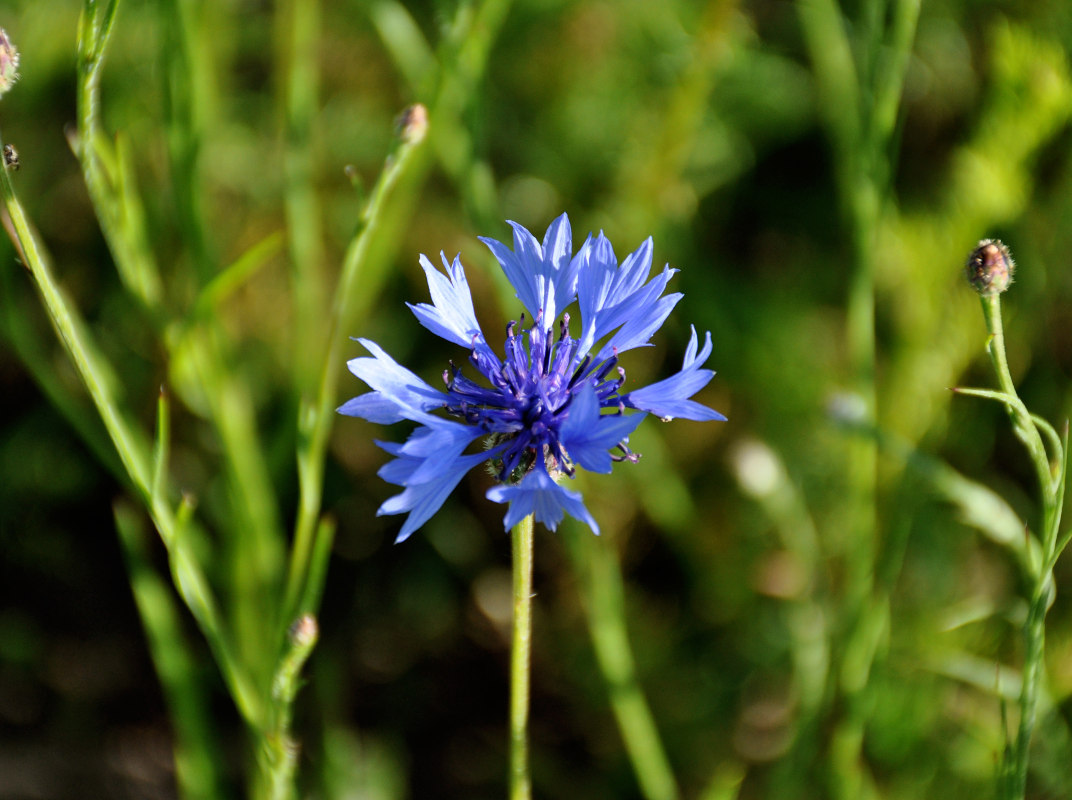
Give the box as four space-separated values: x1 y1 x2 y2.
966 239 1014 296
0 28 19 99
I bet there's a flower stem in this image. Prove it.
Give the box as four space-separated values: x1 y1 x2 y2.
979 295 1054 498
978 292 1064 799
510 513 534 800
257 614 319 800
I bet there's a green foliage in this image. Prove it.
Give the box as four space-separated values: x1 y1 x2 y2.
2 1 1072 799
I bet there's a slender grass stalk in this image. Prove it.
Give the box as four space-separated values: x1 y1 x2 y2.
152 0 288 687
565 528 680 800
0 128 263 724
114 501 226 800
77 0 164 313
160 0 215 282
797 0 920 795
75 6 319 793
977 295 1054 495
79 0 286 683
510 513 534 800
0 259 122 478
277 0 326 399
0 161 150 493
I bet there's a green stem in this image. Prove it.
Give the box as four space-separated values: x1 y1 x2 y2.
980 292 1062 800
0 146 151 495
75 0 274 725
798 1 920 796
278 0 325 399
979 294 1054 501
285 118 430 622
1007 585 1048 798
257 614 319 800
510 513 534 800
0 130 261 726
114 502 225 800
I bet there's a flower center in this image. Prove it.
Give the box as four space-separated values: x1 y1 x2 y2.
444 313 626 484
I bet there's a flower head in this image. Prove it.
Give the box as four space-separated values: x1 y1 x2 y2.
340 214 725 542
966 239 1014 295
0 29 18 99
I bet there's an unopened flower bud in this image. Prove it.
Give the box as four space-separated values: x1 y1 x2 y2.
0 29 19 98
396 103 428 145
965 239 1014 295
288 613 319 648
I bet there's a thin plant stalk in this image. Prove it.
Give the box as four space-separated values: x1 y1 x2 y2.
277 0 326 400
73 3 321 793
0 129 262 724
973 293 1064 799
510 513 534 800
114 501 225 800
79 0 286 692
798 0 920 794
286 115 431 622
257 615 320 800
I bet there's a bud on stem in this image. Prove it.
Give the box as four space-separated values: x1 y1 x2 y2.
966 239 1014 296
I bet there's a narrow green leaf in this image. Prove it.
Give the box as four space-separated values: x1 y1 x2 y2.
191 231 284 319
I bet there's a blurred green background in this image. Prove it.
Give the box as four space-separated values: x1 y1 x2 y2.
2 0 1072 798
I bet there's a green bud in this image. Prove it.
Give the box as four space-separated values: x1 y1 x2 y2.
965 239 1014 296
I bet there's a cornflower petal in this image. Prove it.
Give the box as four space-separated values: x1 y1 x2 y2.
594 291 682 362
480 213 580 332
486 463 600 535
338 339 447 425
380 420 486 485
575 232 681 361
558 383 645 474
376 443 493 543
407 253 487 350
623 326 727 421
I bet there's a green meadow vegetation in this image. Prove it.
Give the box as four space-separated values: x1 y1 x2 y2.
2 1 1072 798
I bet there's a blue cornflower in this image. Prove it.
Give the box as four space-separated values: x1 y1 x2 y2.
339 214 725 542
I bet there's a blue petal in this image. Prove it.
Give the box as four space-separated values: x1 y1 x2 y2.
379 420 486 485
339 339 448 425
594 291 681 362
622 327 727 422
558 382 645 474
590 264 676 346
480 235 540 321
407 253 496 363
574 232 680 361
337 392 410 424
480 213 580 332
486 463 600 535
542 213 573 275
376 447 491 543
